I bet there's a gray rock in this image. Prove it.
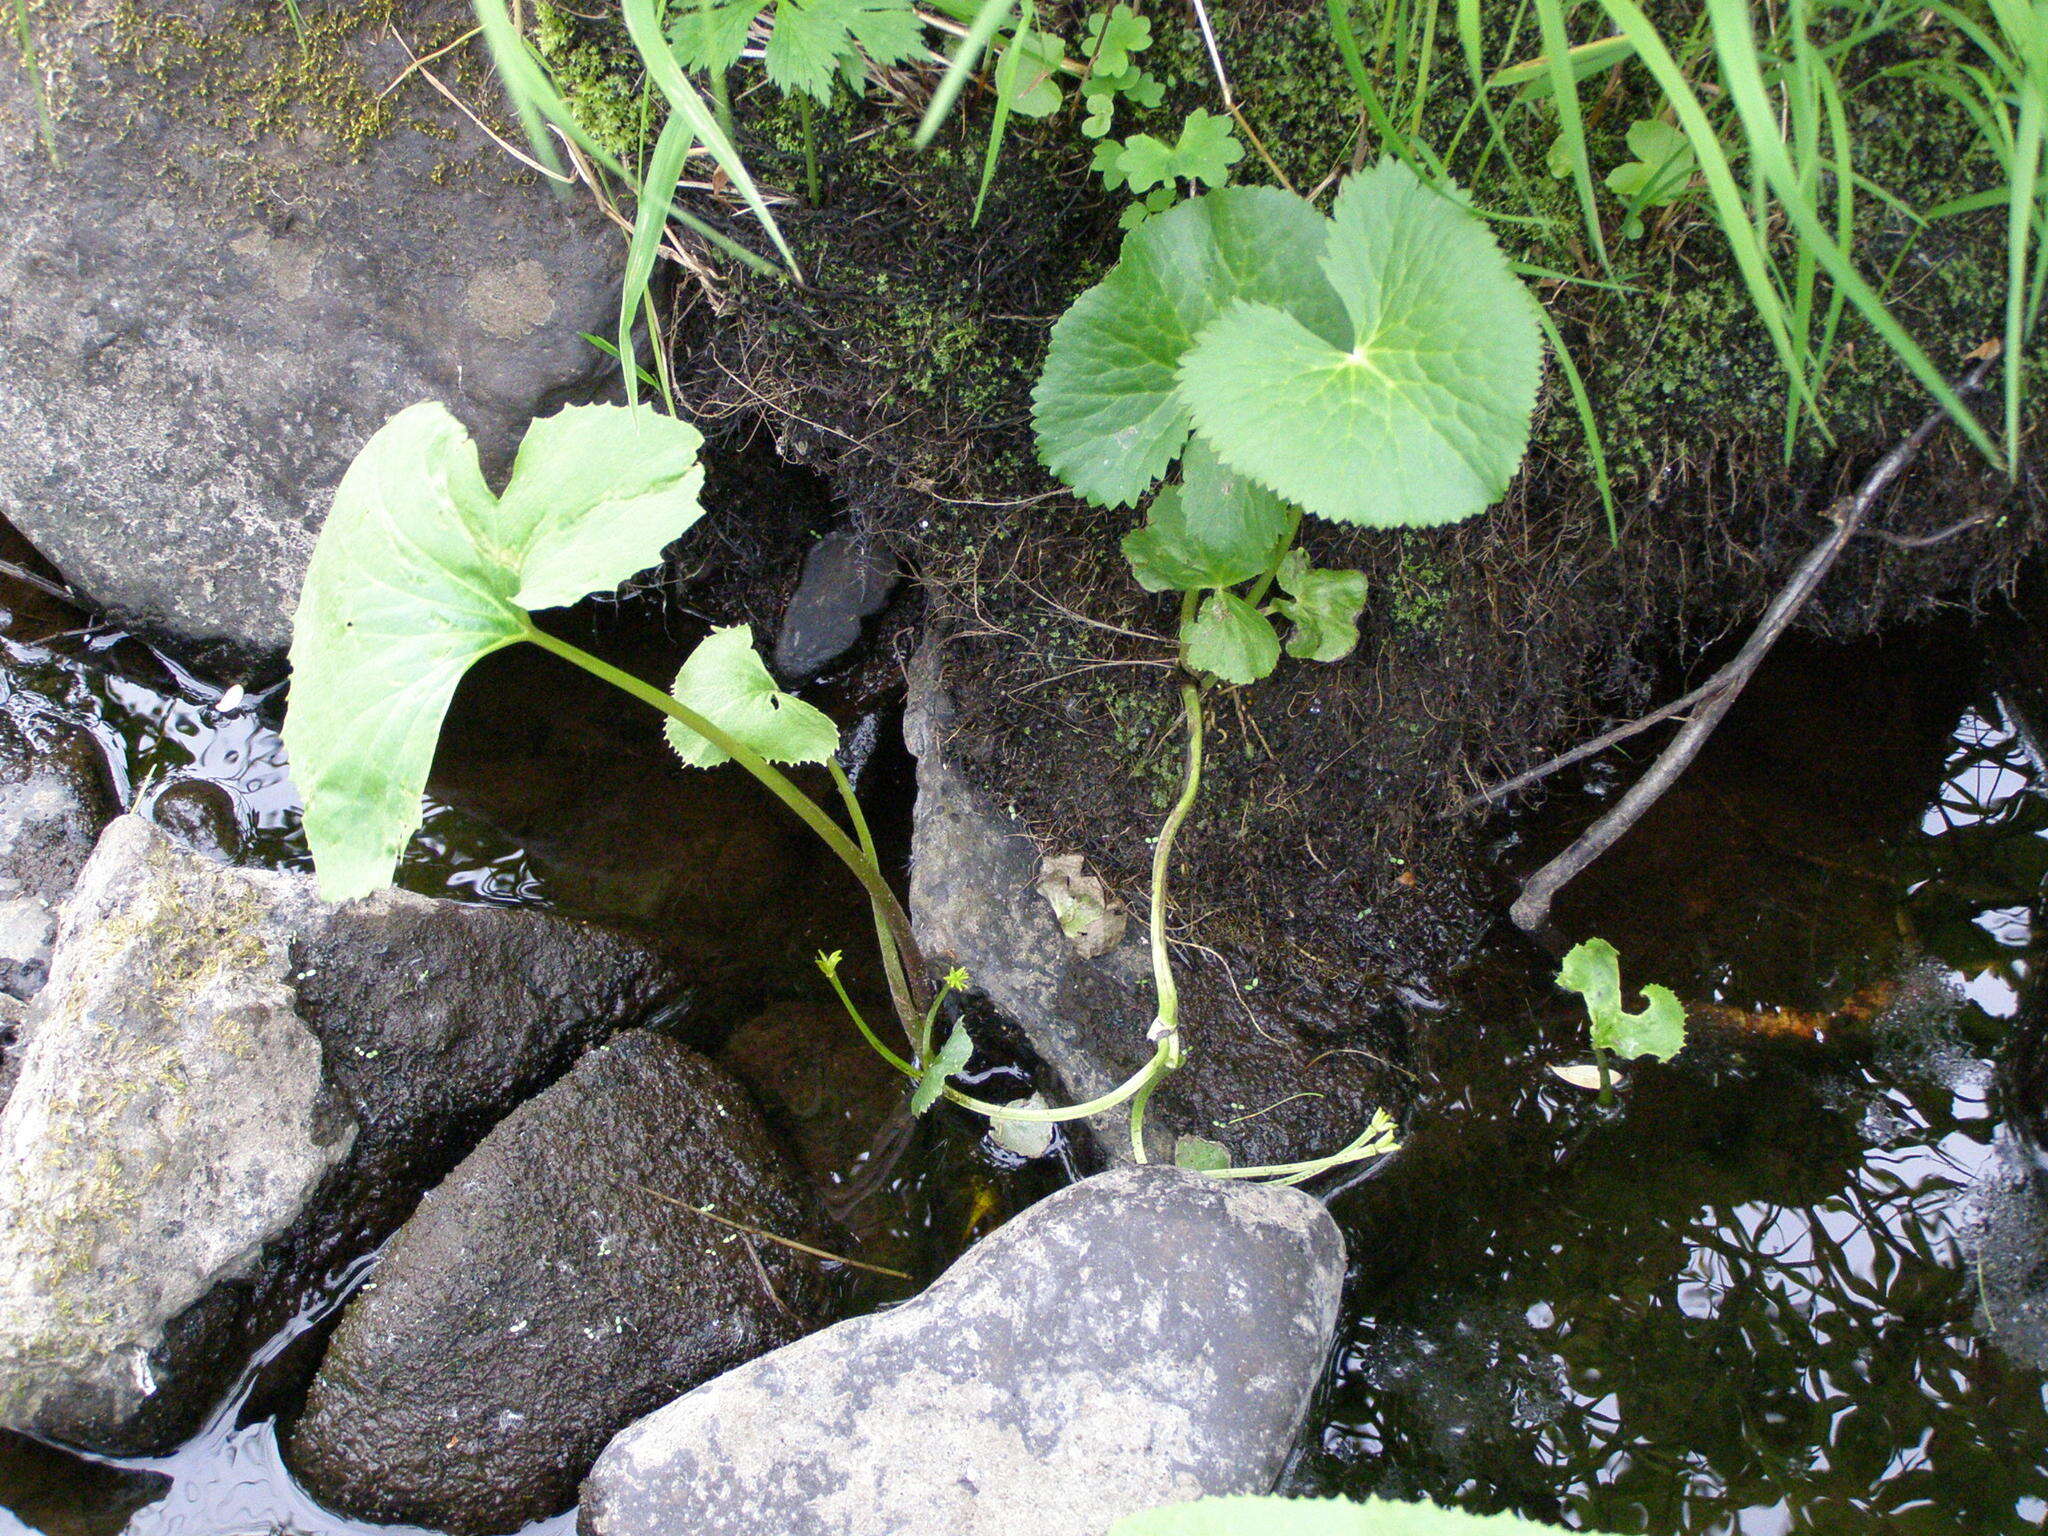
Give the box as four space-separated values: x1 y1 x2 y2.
773 532 898 681
146 779 243 865
289 1031 831 1536
0 0 623 670
904 641 1397 1166
580 1165 1346 1536
0 817 694 1455
0 710 117 1000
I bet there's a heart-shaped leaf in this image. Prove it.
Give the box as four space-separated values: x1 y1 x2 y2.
664 625 842 767
1032 187 1348 507
1121 438 1293 593
285 402 706 902
1557 937 1688 1062
1176 159 1543 528
1273 550 1367 661
1182 589 1280 685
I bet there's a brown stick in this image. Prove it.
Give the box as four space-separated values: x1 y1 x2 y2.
1458 673 1732 811
1509 345 2001 934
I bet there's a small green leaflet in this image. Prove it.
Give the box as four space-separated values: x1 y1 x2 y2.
1121 438 1292 592
1174 1135 1232 1172
1182 590 1280 686
1032 187 1348 507
285 402 706 903
1082 2 1151 76
911 1024 974 1116
766 0 923 101
669 0 761 73
1176 159 1543 529
1556 937 1688 1062
1605 118 1695 204
1001 27 1065 117
665 626 841 768
1110 1494 1628 1534
1116 109 1243 195
1273 550 1367 662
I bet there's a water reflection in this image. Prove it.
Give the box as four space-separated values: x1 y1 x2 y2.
1302 628 2048 1534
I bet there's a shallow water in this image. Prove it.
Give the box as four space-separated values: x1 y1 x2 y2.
1299 626 2048 1533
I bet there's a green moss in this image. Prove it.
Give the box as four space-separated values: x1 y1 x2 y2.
533 0 650 164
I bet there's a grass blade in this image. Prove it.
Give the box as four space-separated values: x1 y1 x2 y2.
620 109 696 411
1526 290 1616 543
971 0 1030 223
914 0 1013 149
1535 0 1609 269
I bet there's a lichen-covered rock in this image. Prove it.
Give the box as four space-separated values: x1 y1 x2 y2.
0 709 117 1001
579 1165 1346 1536
0 817 694 1455
0 0 624 670
289 1031 832 1536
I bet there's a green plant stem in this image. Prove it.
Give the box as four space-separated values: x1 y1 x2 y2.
522 622 932 1017
1594 1043 1615 1106
830 760 922 1053
1146 680 1204 1070
799 93 821 202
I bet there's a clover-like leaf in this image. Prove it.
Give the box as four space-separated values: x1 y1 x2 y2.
1121 438 1292 593
1273 549 1367 661
1557 937 1688 1063
1083 2 1151 76
1110 1493 1625 1534
1117 108 1243 194
285 402 706 903
1033 187 1348 507
1176 159 1543 528
911 1022 974 1116
1002 29 1066 118
1606 117 1695 206
1182 590 1280 685
1174 1135 1232 1172
664 625 841 768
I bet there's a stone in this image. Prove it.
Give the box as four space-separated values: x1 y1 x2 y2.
773 532 898 681
0 711 117 998
580 1165 1346 1536
146 779 244 865
288 1031 832 1536
0 817 694 1455
0 0 625 671
717 1000 908 1189
904 642 1399 1167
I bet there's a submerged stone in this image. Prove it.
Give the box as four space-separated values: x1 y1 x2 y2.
0 817 693 1455
773 531 899 681
289 1031 832 1536
579 1165 1345 1536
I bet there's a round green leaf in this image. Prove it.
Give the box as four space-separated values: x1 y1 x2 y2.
664 625 842 768
1181 589 1279 686
1175 159 1543 528
285 402 707 902
1032 187 1348 507
1121 437 1293 593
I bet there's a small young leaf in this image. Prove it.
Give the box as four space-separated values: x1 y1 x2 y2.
1557 937 1688 1063
1273 550 1367 662
1002 28 1066 117
911 1023 974 1116
1033 188 1348 507
664 625 842 767
1182 590 1280 685
1175 159 1543 529
1605 117 1695 205
1117 108 1243 194
765 0 920 101
669 0 761 73
1121 438 1292 592
286 403 706 903
1082 90 1118 138
1083 2 1151 76
1174 1135 1232 1172
989 1094 1057 1158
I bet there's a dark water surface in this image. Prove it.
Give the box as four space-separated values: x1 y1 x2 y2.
1299 624 2048 1533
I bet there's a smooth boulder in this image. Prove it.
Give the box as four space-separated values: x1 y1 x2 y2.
0 0 623 669
0 817 693 1454
580 1165 1346 1536
0 710 116 1002
289 1031 832 1536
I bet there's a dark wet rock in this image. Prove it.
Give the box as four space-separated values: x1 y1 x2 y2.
289 1031 830 1536
905 641 1399 1165
146 779 244 865
0 1428 169 1536
581 1165 1344 1536
0 710 117 1001
0 817 694 1456
773 532 899 681
0 0 623 671
717 1000 908 1188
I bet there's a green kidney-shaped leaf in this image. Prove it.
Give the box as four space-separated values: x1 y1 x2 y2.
664 625 842 768
1033 187 1348 508
1176 159 1543 528
1274 549 1367 661
1121 437 1293 592
286 402 707 903
1182 589 1280 685
1557 937 1688 1063
1110 1494 1625 1534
